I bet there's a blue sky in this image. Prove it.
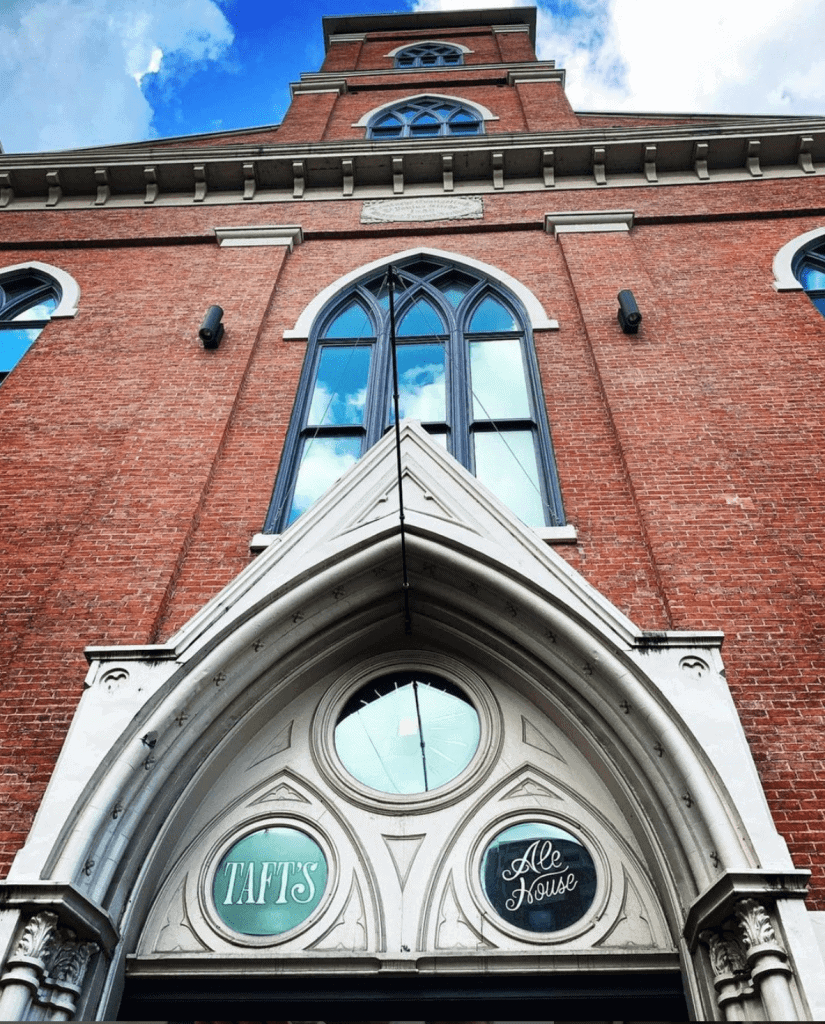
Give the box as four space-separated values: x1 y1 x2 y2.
1 0 824 154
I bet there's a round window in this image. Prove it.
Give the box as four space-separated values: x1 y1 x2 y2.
481 822 597 933
212 826 327 936
334 671 480 794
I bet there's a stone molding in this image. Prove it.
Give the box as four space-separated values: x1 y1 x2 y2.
508 69 566 87
214 224 304 249
0 261 80 318
290 79 347 98
545 209 635 235
384 40 472 57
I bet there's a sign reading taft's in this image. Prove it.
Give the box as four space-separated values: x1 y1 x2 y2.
213 826 328 936
481 822 598 933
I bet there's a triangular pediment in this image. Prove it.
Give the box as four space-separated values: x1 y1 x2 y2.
169 419 639 658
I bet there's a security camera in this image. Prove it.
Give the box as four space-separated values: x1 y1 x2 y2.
617 289 642 334
199 305 224 348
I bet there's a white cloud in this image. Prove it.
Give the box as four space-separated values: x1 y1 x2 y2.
413 0 825 116
0 0 233 153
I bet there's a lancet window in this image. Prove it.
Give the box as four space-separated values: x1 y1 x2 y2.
0 268 60 384
265 257 564 531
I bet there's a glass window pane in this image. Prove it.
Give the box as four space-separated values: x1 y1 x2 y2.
308 346 371 427
410 122 440 137
474 430 545 526
800 265 825 290
323 302 374 339
397 297 445 336
213 827 327 936
287 435 362 524
390 343 446 422
469 295 518 332
811 294 825 315
470 339 530 419
0 327 41 373
404 259 442 278
335 674 480 794
12 297 57 321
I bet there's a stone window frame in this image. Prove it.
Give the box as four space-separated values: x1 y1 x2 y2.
772 226 825 317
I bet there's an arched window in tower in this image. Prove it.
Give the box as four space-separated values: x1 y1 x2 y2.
793 237 825 316
367 97 482 139
0 268 61 384
266 257 565 531
394 42 463 68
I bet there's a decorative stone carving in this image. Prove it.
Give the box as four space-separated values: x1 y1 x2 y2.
501 777 561 801
49 939 95 987
521 717 565 760
14 911 59 965
361 196 483 225
702 926 748 978
736 898 779 952
680 655 709 678
383 833 425 889
310 875 367 951
435 874 491 950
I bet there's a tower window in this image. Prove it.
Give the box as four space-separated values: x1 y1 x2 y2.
0 269 61 384
367 97 482 139
394 43 463 68
265 257 564 531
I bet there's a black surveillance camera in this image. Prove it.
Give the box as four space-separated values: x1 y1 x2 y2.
199 305 224 348
617 289 642 334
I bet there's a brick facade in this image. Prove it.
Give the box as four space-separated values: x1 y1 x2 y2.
0 7 824 1020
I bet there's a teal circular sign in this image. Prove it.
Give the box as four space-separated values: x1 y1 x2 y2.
212 826 328 936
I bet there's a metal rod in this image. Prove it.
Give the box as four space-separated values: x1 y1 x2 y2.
387 265 412 635
412 679 429 792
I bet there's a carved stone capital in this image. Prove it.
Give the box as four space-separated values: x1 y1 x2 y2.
11 911 60 968
735 898 784 956
701 926 748 979
48 938 96 990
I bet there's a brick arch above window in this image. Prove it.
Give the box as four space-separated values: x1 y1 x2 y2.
353 93 498 136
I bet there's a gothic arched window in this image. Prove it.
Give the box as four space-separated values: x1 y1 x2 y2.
793 237 825 316
0 268 61 384
265 257 564 532
394 43 463 68
367 97 482 139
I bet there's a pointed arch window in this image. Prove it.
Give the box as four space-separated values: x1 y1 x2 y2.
367 97 482 139
394 43 463 68
0 268 61 384
266 258 564 531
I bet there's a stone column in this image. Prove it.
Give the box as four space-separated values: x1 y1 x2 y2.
0 911 59 1020
46 938 96 1021
736 897 797 1020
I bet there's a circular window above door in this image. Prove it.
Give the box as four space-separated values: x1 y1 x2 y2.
334 671 480 795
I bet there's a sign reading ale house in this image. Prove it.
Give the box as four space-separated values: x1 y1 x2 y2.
481 822 597 933
213 826 328 936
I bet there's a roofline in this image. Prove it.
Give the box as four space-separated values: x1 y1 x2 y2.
322 7 537 50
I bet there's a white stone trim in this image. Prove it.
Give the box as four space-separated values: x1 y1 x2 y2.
545 210 635 236
492 23 531 34
772 225 825 291
535 524 578 543
508 69 565 87
290 79 347 98
0 260 80 318
283 246 559 340
328 33 367 44
384 40 472 57
352 93 499 128
214 225 304 249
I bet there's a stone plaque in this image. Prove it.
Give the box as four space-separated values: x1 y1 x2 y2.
361 196 483 224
